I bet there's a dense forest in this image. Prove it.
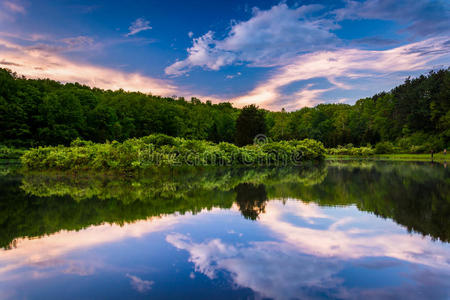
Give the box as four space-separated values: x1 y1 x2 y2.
0 68 449 151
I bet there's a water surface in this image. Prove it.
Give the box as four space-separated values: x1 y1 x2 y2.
0 162 449 299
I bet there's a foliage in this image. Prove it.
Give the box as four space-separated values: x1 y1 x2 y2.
274 69 450 150
0 68 238 147
0 145 25 159
396 132 445 153
21 134 326 171
0 68 449 152
375 141 396 154
326 145 375 156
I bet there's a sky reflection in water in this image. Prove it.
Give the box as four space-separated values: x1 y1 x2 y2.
0 162 449 299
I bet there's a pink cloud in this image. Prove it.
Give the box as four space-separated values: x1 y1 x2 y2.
232 37 450 110
3 1 25 14
0 38 177 96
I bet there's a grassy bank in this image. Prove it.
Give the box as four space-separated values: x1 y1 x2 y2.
327 153 448 162
17 134 450 171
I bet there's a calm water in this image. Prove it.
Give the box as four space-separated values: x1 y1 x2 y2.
0 161 449 299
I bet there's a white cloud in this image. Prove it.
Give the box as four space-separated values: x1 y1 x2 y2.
126 18 152 36
188 31 193 38
126 274 154 293
165 31 236 76
165 3 336 75
163 1 450 109
166 234 342 300
231 37 450 110
225 72 241 79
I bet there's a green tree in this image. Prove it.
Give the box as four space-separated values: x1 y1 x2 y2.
269 108 291 141
235 105 266 146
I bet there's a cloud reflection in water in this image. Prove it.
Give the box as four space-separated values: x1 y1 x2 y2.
166 200 450 300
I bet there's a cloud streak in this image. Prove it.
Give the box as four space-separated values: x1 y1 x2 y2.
126 18 152 36
231 37 450 110
0 0 26 22
334 0 450 37
3 1 25 14
258 201 450 268
0 216 180 280
126 274 154 293
0 38 178 96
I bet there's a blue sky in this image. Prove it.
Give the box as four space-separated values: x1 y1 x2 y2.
0 0 449 110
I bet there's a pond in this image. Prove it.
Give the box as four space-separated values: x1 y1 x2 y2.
0 161 449 299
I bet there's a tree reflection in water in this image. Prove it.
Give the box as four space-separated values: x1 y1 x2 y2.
235 183 267 220
0 161 449 249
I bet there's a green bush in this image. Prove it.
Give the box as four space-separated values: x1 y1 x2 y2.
140 133 180 148
289 139 326 160
0 145 26 159
375 141 395 154
396 132 445 153
327 134 446 155
21 134 325 171
326 146 374 156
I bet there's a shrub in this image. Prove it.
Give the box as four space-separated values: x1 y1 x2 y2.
0 145 26 159
396 132 445 153
140 133 180 148
288 139 326 160
21 134 325 171
326 146 374 156
375 141 395 154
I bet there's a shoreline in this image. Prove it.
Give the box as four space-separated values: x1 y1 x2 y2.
326 153 448 162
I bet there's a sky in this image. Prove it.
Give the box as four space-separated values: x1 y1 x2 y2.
0 0 449 110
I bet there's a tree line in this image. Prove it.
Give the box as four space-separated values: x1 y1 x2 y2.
1 68 449 151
